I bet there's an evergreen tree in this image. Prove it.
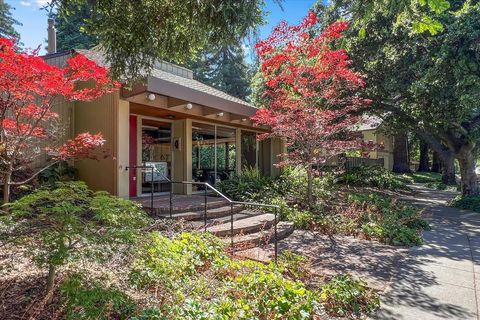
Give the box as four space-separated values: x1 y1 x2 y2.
0 0 21 39
52 2 98 51
187 43 251 100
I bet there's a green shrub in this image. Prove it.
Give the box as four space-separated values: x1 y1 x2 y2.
425 182 455 190
38 161 77 186
321 274 379 317
347 193 429 246
342 165 406 190
218 167 335 207
61 273 137 320
277 250 311 281
450 195 480 213
130 231 226 288
3 181 150 292
130 232 320 319
411 172 442 183
217 167 279 202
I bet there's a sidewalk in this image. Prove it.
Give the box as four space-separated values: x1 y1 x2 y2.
373 185 480 320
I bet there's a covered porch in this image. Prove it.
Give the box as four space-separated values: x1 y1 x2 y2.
116 61 285 198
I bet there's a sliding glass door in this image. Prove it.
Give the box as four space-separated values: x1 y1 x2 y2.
191 122 236 191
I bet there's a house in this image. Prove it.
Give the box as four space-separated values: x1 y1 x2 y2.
43 46 284 198
354 117 394 171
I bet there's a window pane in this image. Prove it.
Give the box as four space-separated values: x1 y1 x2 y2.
192 122 216 188
216 126 236 182
241 130 257 169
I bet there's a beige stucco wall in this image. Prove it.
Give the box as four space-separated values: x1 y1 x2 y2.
117 99 130 197
172 119 192 194
74 89 118 194
360 129 394 170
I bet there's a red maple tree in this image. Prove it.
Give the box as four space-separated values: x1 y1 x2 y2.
252 12 372 204
0 38 119 203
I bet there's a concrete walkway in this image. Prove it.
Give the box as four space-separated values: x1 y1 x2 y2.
373 184 480 320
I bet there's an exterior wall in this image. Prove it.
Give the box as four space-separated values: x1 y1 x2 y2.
270 137 284 176
171 119 192 194
117 100 130 197
74 89 119 194
361 129 394 171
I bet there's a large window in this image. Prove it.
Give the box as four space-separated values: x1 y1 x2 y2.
192 122 236 190
241 130 257 170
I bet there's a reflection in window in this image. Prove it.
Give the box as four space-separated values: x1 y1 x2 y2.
191 123 236 190
241 130 257 170
141 120 171 194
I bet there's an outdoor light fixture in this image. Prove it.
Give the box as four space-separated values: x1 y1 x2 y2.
185 103 193 110
241 118 247 122
217 112 224 117
147 93 156 101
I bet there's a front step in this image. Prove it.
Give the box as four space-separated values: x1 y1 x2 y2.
158 205 244 221
149 198 229 216
206 213 276 237
222 221 295 249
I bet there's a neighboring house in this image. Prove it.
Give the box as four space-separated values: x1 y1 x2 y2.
355 117 394 171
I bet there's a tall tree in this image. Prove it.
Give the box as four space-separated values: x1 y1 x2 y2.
0 0 21 39
317 0 480 195
252 12 372 205
392 132 410 173
49 0 268 83
431 151 441 173
52 1 98 51
187 43 251 100
418 141 430 172
0 38 118 203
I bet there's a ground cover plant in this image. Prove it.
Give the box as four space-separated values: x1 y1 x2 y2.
342 165 407 190
450 195 480 213
0 181 381 319
321 274 380 317
346 193 430 246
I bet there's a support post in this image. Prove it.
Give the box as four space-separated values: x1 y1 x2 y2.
204 187 208 231
274 207 278 264
169 181 173 219
230 203 234 251
150 167 154 214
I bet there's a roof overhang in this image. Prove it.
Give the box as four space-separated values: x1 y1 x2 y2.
146 76 257 118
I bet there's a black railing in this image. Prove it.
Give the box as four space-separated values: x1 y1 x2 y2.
125 165 280 262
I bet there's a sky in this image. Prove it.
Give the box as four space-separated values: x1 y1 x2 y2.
5 0 317 56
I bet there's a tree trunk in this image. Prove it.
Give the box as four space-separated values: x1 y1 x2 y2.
441 154 456 185
458 153 479 196
431 151 441 173
393 132 410 173
417 141 430 172
2 171 11 205
46 264 56 293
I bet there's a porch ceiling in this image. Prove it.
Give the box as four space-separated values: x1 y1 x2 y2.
129 102 267 131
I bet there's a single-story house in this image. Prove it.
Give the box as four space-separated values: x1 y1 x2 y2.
41 22 392 199
44 47 285 198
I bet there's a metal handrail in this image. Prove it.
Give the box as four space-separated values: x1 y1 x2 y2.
126 166 279 262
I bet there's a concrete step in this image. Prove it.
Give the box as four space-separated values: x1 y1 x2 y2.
151 198 229 216
158 205 244 221
222 221 295 249
206 213 276 237
189 212 253 229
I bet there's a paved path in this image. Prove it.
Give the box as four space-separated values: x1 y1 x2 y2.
373 184 480 320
